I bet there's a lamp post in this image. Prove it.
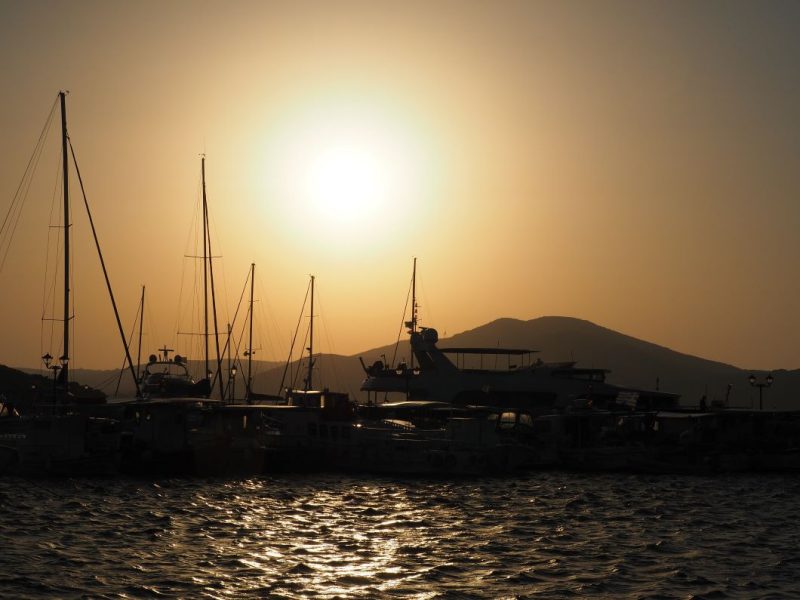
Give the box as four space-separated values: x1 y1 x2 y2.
230 366 237 403
42 353 60 402
59 355 69 401
748 373 774 410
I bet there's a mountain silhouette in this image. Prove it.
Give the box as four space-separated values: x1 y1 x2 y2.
9 317 797 409
252 316 798 409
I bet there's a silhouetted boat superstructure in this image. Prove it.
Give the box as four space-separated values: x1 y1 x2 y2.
138 348 211 400
361 259 678 413
349 400 541 474
115 397 277 476
362 326 680 411
0 396 121 476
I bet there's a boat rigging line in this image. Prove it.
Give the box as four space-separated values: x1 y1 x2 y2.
67 137 140 397
391 257 417 369
280 279 311 394
0 97 58 275
113 285 145 397
212 264 252 400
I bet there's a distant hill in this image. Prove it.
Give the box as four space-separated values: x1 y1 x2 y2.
335 316 799 409
441 317 800 408
0 364 107 403
11 317 798 408
0 364 51 402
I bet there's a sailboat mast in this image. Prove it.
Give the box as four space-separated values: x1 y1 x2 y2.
410 257 416 370
307 275 314 391
201 156 209 381
202 159 225 400
136 285 145 381
227 322 232 402
412 257 417 334
247 262 254 398
59 91 70 386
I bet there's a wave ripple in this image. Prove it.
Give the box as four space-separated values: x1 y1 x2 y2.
2 473 800 598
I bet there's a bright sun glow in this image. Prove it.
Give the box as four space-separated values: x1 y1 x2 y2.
301 134 393 225
259 98 434 245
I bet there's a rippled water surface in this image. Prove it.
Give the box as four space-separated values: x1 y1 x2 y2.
2 473 800 598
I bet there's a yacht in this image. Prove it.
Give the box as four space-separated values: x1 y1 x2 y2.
361 326 679 412
138 349 211 400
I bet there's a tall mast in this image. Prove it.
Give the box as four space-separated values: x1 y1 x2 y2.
59 91 70 387
136 286 145 382
201 156 209 382
411 257 417 335
202 158 224 400
306 275 314 391
247 262 255 398
410 257 417 370
226 322 232 402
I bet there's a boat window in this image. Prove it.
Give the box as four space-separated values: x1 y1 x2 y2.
242 415 248 430
518 414 533 427
498 412 517 429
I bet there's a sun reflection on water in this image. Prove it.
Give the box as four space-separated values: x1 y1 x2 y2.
5 474 799 598
160 477 465 598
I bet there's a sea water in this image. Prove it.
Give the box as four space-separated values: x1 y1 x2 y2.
2 472 799 598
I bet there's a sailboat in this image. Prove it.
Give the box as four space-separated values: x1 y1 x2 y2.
135 156 220 401
0 92 135 476
117 157 277 476
236 262 284 404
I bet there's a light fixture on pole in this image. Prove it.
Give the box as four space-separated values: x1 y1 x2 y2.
42 353 60 401
748 373 774 410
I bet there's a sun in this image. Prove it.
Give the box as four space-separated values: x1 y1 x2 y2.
302 134 391 225
258 99 432 243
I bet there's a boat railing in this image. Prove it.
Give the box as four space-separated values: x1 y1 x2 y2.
379 418 416 431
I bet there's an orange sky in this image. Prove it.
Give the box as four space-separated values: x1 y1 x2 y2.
0 0 798 372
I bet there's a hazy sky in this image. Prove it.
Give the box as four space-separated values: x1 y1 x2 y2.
0 0 798 372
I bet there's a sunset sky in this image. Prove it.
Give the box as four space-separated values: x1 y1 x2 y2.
0 0 798 373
